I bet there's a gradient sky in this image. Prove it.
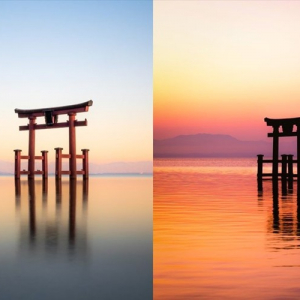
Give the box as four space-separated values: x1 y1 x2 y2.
0 1 152 165
154 1 300 141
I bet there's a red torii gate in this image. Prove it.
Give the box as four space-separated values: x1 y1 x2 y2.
14 100 93 180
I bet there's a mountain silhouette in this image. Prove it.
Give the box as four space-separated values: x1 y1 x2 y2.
154 133 297 158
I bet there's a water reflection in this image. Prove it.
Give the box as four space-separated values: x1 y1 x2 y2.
15 179 89 261
261 180 300 251
0 176 151 300
154 158 300 300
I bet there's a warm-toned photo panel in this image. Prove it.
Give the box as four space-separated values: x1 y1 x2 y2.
154 1 300 299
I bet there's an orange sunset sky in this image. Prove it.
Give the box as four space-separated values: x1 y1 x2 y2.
154 1 300 141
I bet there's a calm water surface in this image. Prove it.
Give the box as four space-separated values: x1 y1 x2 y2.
154 158 300 299
0 176 152 300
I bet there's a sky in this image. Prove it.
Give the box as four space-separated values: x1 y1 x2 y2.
0 1 152 166
154 1 300 141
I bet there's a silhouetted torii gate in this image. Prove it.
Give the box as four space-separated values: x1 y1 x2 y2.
264 117 300 179
14 100 93 180
257 117 300 189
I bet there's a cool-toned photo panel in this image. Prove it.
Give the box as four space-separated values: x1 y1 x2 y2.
0 1 152 299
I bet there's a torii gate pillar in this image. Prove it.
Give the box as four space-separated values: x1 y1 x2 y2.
28 116 36 179
69 112 77 179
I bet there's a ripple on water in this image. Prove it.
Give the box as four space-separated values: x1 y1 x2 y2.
154 158 300 300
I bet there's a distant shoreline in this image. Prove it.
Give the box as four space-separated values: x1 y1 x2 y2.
0 173 153 177
154 154 259 158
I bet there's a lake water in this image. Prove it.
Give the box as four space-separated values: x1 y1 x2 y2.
154 158 300 300
0 176 152 300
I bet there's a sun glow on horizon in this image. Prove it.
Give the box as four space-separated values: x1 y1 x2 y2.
154 1 300 141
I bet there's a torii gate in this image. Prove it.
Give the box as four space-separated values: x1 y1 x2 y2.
14 100 93 180
258 117 300 182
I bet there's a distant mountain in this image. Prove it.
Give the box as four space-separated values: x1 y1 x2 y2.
154 133 297 158
0 160 153 175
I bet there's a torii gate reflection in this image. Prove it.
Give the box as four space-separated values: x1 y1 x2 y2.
15 179 89 257
14 101 93 180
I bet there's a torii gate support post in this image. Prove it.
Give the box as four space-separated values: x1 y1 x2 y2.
272 125 279 181
257 154 263 179
281 154 287 180
14 149 22 180
41 150 48 180
297 124 300 190
281 154 287 194
69 113 77 180
257 154 263 192
288 154 294 189
55 147 63 180
28 116 36 180
82 149 89 180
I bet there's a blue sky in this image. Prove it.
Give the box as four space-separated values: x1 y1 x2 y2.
0 1 152 166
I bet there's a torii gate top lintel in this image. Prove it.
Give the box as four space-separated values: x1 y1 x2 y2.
15 100 93 119
265 117 300 137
